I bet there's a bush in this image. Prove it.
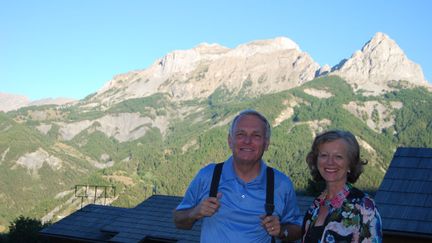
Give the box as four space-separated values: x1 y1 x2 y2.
7 216 49 243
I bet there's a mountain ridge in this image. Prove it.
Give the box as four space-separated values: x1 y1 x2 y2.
87 32 428 106
1 32 432 231
0 93 75 112
331 32 428 95
1 32 429 111
90 36 318 107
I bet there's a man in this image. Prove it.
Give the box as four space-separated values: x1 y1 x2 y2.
174 109 302 242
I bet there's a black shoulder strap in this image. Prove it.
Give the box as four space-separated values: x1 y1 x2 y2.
209 162 224 197
209 163 275 217
266 167 275 243
265 166 275 216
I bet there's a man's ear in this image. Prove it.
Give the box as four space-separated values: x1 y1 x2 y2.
228 134 233 150
264 139 270 151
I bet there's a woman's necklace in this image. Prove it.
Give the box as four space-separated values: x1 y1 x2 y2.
319 184 351 209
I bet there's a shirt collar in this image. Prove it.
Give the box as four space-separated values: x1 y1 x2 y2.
223 156 267 185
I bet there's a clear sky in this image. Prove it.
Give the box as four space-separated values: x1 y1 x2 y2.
1 1 431 101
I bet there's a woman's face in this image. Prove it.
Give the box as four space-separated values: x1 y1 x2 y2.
317 139 350 186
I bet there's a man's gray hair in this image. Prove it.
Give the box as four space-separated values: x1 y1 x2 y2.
229 109 271 140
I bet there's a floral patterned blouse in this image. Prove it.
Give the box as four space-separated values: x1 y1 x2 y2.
302 184 382 243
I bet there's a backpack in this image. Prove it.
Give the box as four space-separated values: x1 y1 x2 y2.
209 162 276 242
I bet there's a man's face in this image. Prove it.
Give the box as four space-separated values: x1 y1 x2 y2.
228 114 269 165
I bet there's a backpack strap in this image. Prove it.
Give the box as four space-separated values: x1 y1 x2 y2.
210 163 275 242
266 166 275 243
209 162 224 197
265 166 275 216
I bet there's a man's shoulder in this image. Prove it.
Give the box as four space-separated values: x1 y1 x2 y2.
270 167 291 180
198 162 219 175
189 163 219 187
270 167 295 187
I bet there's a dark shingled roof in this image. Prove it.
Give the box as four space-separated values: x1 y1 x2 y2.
40 195 201 243
296 195 314 219
39 204 129 242
40 194 313 242
375 147 432 239
101 195 201 243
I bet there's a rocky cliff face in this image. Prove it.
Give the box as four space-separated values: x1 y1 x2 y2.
90 37 320 106
89 33 429 106
330 32 428 95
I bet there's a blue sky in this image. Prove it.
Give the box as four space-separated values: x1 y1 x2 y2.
1 1 431 101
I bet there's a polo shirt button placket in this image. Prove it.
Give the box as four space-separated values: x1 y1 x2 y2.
240 184 247 199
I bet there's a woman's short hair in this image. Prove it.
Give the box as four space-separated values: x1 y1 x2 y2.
306 130 367 183
229 109 271 140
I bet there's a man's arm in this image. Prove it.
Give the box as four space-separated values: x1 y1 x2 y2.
173 195 221 230
279 223 302 242
173 207 199 230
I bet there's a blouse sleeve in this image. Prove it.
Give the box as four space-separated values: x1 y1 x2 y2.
360 196 383 242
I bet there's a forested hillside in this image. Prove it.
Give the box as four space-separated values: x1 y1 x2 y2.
1 75 431 230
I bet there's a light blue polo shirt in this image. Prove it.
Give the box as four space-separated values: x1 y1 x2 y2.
176 156 302 242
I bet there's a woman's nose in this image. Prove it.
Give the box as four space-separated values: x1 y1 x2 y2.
326 155 336 164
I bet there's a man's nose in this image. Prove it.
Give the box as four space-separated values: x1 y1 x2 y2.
243 135 252 143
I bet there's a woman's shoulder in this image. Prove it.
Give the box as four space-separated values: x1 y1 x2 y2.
349 186 366 199
348 187 378 208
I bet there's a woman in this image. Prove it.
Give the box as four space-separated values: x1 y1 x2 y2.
302 130 382 243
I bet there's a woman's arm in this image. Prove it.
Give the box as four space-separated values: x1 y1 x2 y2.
361 197 383 242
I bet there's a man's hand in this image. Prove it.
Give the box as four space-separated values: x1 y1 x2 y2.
191 192 222 220
260 214 280 237
173 192 222 230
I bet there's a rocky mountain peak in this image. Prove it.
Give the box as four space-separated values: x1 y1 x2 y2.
91 32 429 106
3 33 430 111
96 43 231 97
330 32 428 95
193 42 230 54
91 37 318 106
227 37 300 58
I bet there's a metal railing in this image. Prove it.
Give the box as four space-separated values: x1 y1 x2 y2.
74 184 116 209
